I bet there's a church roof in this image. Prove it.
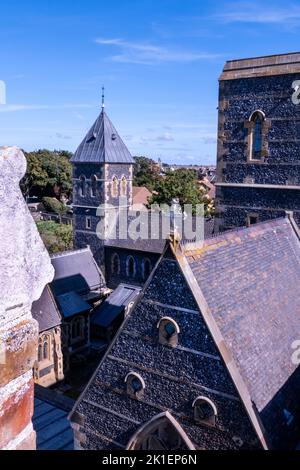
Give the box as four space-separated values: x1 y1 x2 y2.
183 217 300 413
31 285 61 333
70 216 300 450
71 110 134 164
50 247 106 297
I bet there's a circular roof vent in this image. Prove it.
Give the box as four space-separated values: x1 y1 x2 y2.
111 133 117 140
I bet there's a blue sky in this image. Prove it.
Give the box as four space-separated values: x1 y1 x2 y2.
1 0 300 164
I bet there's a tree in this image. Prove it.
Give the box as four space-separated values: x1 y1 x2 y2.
149 169 211 215
20 149 72 200
36 220 73 253
133 156 161 190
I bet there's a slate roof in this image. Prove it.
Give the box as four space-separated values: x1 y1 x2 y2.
31 285 61 332
33 385 74 450
50 247 106 297
70 216 300 450
71 110 134 164
91 284 141 328
56 291 91 319
184 217 300 412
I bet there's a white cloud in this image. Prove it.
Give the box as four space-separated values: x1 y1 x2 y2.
213 2 300 25
0 103 95 113
95 37 221 65
140 132 175 142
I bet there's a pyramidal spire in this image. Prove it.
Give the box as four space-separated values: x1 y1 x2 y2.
71 91 134 164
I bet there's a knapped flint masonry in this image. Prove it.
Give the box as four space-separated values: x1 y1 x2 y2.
70 216 300 450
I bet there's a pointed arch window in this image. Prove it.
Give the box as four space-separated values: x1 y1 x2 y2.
111 176 119 198
248 111 265 161
126 255 136 277
71 317 85 342
120 176 127 196
142 258 152 280
80 175 86 197
38 334 51 362
111 252 120 275
91 175 97 197
126 411 196 450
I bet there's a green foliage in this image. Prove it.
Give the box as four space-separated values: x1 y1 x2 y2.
36 220 73 253
149 169 210 215
42 196 67 214
133 156 161 190
20 149 72 199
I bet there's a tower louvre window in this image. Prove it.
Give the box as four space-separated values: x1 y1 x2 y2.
91 175 97 197
121 176 127 196
80 175 86 197
111 176 119 198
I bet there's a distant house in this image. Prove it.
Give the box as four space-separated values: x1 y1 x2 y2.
32 286 64 387
132 186 152 211
70 216 300 450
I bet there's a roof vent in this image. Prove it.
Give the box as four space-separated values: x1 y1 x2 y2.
111 133 117 140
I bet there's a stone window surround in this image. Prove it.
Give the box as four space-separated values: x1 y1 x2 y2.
125 371 145 399
157 316 180 348
90 174 98 198
244 110 271 164
246 212 259 227
120 175 127 197
38 332 52 363
111 175 119 198
192 396 218 426
79 174 86 197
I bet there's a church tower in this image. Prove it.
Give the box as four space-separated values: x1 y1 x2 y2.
71 93 134 270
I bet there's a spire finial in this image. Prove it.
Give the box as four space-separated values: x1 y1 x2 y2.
101 86 105 110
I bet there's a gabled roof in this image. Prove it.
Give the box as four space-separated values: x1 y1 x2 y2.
183 217 300 413
31 285 61 332
91 284 141 328
70 216 300 450
71 110 134 164
50 247 106 297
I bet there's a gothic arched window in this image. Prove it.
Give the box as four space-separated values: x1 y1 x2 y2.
126 411 195 450
120 176 127 196
125 372 145 399
192 396 217 426
80 175 86 197
111 176 119 198
142 258 152 280
126 256 136 277
249 111 265 161
39 334 50 361
91 175 97 197
157 317 180 348
111 252 120 275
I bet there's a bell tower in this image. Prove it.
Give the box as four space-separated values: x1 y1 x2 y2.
71 91 134 270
